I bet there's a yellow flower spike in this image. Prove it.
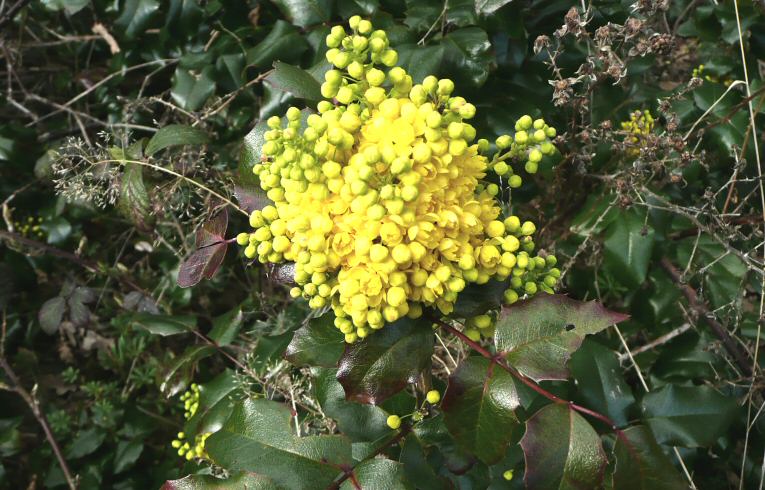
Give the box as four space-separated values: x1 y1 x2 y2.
234 17 557 341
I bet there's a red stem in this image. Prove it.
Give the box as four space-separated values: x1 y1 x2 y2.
431 316 629 439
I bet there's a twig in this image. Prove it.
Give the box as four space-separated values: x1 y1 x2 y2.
325 426 411 490
91 23 120 55
659 258 752 375
0 0 31 31
617 323 692 362
0 357 77 489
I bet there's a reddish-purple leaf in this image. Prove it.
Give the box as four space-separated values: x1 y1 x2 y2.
177 242 227 288
196 208 228 247
233 184 269 214
494 295 629 382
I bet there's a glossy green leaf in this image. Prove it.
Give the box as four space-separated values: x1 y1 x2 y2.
271 0 331 28
115 0 160 39
205 398 351 489
494 295 629 381
441 27 493 87
265 62 322 102
337 318 433 404
131 313 196 336
247 21 309 67
208 307 243 346
570 340 635 427
171 66 216 111
314 368 390 442
239 121 268 184
185 370 240 437
612 426 687 490
160 345 216 394
397 44 445 83
442 356 520 464
475 0 514 15
602 209 655 288
118 162 152 230
285 315 345 367
162 472 282 489
66 428 106 459
675 234 746 309
145 125 210 156
451 280 506 318
340 459 413 489
520 404 607 489
640 384 738 447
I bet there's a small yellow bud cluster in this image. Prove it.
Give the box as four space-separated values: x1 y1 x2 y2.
239 17 560 342
620 110 654 157
171 431 211 461
692 64 732 87
180 383 200 419
13 216 44 239
489 114 557 181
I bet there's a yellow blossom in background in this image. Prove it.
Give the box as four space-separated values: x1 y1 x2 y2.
620 109 654 157
238 17 561 342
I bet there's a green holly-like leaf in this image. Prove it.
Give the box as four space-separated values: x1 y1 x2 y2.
441 27 493 87
314 368 390 442
145 125 210 156
475 0 514 15
265 62 323 102
639 384 738 447
160 345 216 395
161 472 282 489
208 307 244 346
612 426 687 490
450 280 507 318
285 315 345 368
185 370 241 436
520 403 607 489
118 161 152 231
131 313 196 336
340 459 413 489
247 21 309 67
336 318 433 404
171 66 217 112
205 398 352 490
569 340 635 428
602 209 655 288
494 295 629 382
441 356 520 464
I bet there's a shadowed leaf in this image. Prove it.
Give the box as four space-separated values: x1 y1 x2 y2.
185 370 241 436
205 398 351 490
161 472 282 489
612 426 687 490
442 356 520 464
178 210 229 288
285 315 345 367
145 124 210 156
494 295 629 381
39 296 66 335
340 459 413 489
337 318 433 404
265 62 322 102
520 404 607 489
131 313 196 336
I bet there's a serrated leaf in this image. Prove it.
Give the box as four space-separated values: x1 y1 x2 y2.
265 62 322 102
145 125 210 156
340 459 413 489
494 295 629 382
178 210 229 288
205 398 351 490
640 384 738 447
118 162 152 230
39 296 66 335
569 340 635 427
239 121 268 184
450 280 506 318
285 315 345 367
602 210 655 288
520 404 607 489
131 313 196 336
271 0 331 28
161 472 283 489
185 370 240 436
247 21 309 67
208 307 243 346
171 66 216 111
337 318 433 404
612 426 687 490
314 368 390 442
442 356 520 464
441 27 493 87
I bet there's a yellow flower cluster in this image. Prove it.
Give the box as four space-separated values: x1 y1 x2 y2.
180 383 200 419
171 384 210 460
237 17 560 342
621 109 654 157
13 216 44 239
692 64 732 87
171 431 211 461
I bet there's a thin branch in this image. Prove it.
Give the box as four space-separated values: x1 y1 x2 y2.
659 258 752 375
